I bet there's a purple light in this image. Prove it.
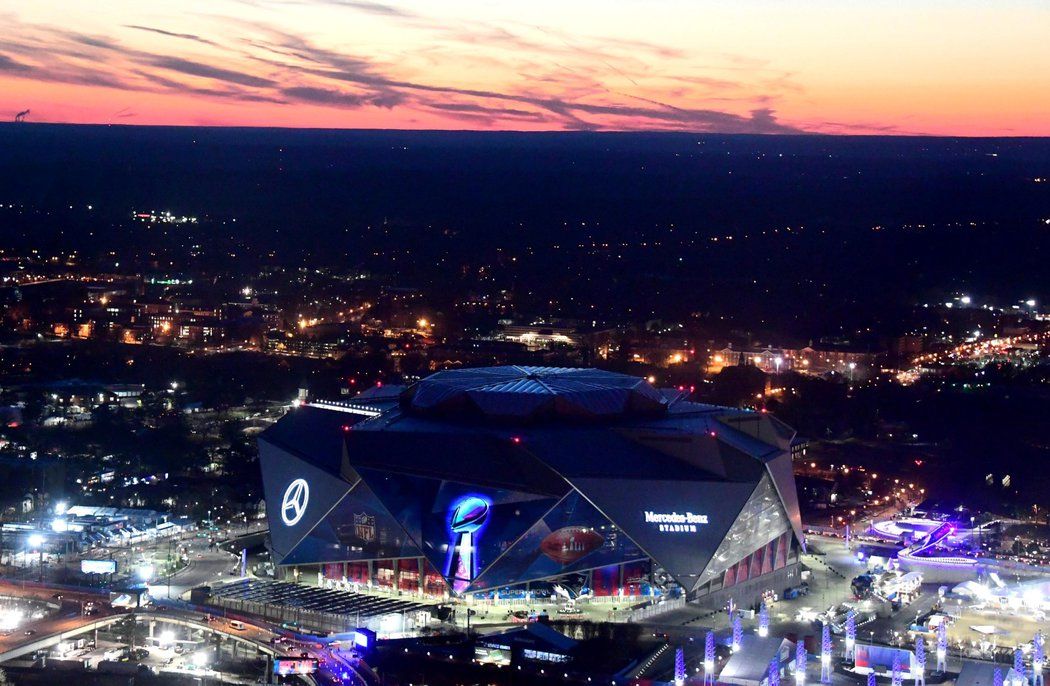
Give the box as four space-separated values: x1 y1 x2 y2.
769 657 781 686
993 668 1004 686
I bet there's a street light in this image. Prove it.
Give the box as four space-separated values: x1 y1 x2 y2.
27 534 44 582
848 362 856 383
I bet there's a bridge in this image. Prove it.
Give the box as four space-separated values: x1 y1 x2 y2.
0 608 280 664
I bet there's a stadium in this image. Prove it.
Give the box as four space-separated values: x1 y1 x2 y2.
258 366 804 611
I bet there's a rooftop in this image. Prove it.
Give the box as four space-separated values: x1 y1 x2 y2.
400 365 674 422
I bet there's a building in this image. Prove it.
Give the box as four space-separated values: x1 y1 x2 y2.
263 330 347 359
258 366 804 610
708 346 797 375
709 344 879 378
797 345 878 377
498 322 582 351
475 623 578 668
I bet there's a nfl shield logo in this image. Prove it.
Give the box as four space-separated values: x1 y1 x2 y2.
354 512 376 543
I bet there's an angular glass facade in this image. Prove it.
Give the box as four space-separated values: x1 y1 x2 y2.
471 491 647 590
694 474 793 590
281 480 423 565
356 468 561 591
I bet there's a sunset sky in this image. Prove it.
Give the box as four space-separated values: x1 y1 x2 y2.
2 1 1048 135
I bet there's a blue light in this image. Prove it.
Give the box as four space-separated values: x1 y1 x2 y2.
446 494 492 592
449 495 490 534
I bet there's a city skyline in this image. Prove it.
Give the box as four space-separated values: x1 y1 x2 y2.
2 0 1049 136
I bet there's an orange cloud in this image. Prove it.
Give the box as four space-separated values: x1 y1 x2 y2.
1 1 1047 135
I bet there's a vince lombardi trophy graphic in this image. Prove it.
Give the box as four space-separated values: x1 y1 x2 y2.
448 496 490 593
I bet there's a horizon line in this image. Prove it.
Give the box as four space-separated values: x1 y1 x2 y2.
2 121 1049 140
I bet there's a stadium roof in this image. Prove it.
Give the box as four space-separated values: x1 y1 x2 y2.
400 366 674 422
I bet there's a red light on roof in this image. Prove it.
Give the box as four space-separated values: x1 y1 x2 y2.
375 381 383 388
511 436 522 444
342 425 351 432
709 430 717 437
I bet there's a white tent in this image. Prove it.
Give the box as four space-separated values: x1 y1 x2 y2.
956 660 1026 686
720 634 796 686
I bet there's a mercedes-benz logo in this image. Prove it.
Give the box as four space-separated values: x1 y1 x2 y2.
281 478 309 526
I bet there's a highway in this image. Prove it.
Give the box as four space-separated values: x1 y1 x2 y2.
0 581 117 660
0 578 373 685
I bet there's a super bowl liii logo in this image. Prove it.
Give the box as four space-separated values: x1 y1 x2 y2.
644 511 708 533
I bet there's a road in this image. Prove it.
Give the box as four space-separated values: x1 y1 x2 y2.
0 581 118 660
148 543 240 600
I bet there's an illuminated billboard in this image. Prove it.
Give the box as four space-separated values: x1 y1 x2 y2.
81 559 117 574
274 658 318 675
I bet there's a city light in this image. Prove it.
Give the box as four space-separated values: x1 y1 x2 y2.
28 534 44 549
54 501 68 515
0 610 24 632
